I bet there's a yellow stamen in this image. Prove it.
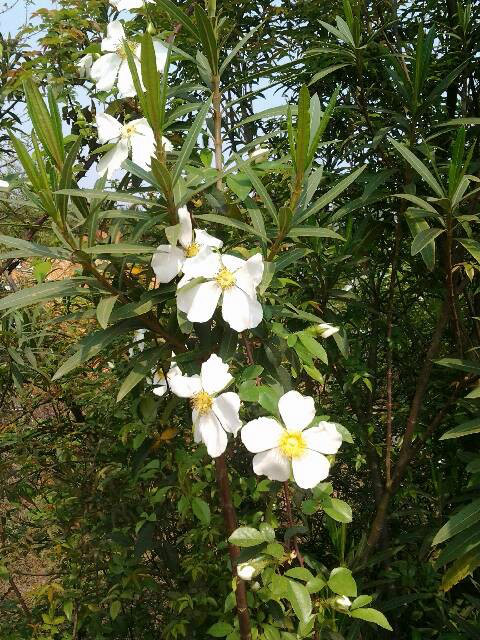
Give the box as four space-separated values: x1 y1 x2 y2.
192 391 213 415
279 431 306 459
121 123 137 139
215 267 236 290
185 242 199 258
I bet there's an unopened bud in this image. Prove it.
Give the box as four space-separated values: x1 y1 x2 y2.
147 22 156 35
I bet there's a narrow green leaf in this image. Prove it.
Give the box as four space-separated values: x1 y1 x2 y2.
195 213 268 241
82 243 157 255
288 226 345 241
155 0 199 38
172 100 211 184
433 499 480 544
0 278 94 313
440 418 480 441
296 85 311 175
390 138 444 197
195 5 218 74
411 228 444 256
96 295 118 329
24 78 63 169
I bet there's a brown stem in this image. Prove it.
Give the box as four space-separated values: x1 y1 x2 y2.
283 482 304 567
215 455 252 640
385 220 402 485
446 212 463 355
212 74 223 191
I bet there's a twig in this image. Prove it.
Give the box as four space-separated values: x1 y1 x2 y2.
283 482 304 567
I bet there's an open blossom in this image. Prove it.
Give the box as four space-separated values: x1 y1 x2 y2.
110 0 153 10
90 21 167 98
169 354 241 458
151 361 182 397
77 53 93 79
151 207 223 283
95 113 172 178
241 390 342 489
176 253 264 332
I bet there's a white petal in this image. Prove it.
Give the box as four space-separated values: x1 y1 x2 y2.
292 450 330 489
153 39 168 72
152 373 167 397
161 136 173 152
221 254 245 272
96 112 122 144
278 390 315 432
169 373 202 398
90 53 121 92
241 417 284 453
96 139 129 178
197 411 228 458
177 280 221 323
131 124 155 169
221 286 263 332
194 228 223 249
252 448 290 482
117 59 136 98
102 21 125 51
235 253 264 296
77 53 93 79
177 206 193 248
303 422 342 455
213 392 241 435
200 354 232 395
151 245 185 283
181 248 221 280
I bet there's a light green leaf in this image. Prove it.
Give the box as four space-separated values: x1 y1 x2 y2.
411 228 444 256
0 278 94 313
328 567 357 597
351 595 373 610
172 100 211 184
323 498 352 523
286 578 312 623
390 138 444 197
459 238 480 264
288 227 345 241
83 243 157 255
285 567 314 582
433 498 480 544
228 526 265 547
350 607 392 630
110 600 121 621
298 332 328 364
96 296 118 329
195 213 268 241
440 417 480 440
207 622 234 637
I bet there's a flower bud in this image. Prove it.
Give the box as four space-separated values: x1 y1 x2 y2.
333 595 351 611
147 22 156 35
249 146 269 163
315 323 339 338
237 563 256 581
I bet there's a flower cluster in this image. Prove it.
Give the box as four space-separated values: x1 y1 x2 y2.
78 17 343 492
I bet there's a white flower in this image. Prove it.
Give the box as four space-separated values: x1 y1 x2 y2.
241 390 342 489
249 146 269 163
90 21 167 98
169 354 241 458
151 207 223 284
237 563 256 581
128 328 146 357
334 596 351 610
176 253 264 332
110 0 152 10
77 53 93 79
151 356 182 397
316 323 339 338
95 113 172 178
0 180 10 190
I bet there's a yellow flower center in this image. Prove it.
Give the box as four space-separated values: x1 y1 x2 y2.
215 267 236 290
279 431 306 459
192 391 213 415
121 123 137 139
153 370 165 384
115 40 135 59
185 242 200 258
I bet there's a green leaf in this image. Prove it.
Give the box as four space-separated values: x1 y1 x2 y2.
219 21 264 75
195 213 268 241
406 215 435 271
191 497 211 525
195 5 218 74
110 600 121 621
433 499 480 544
411 228 444 256
297 165 366 224
435 522 480 567
226 173 252 201
258 385 282 415
24 78 64 169
306 576 326 593
295 85 311 174
83 243 157 255
117 347 165 402
298 332 328 364
434 358 480 374
233 154 278 223
288 226 345 241
96 296 118 329
0 235 70 260
285 578 312 623
0 278 94 313
52 319 141 380
55 188 156 207
459 238 480 264
309 64 350 86
350 607 392 631
285 568 314 582
351 595 373 610
389 138 444 197
440 417 480 440
172 100 211 184
441 548 480 592
328 567 357 597
155 0 198 38
228 526 265 547
323 498 352 523
207 622 234 637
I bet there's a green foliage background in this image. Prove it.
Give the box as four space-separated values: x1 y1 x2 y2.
1 0 480 638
